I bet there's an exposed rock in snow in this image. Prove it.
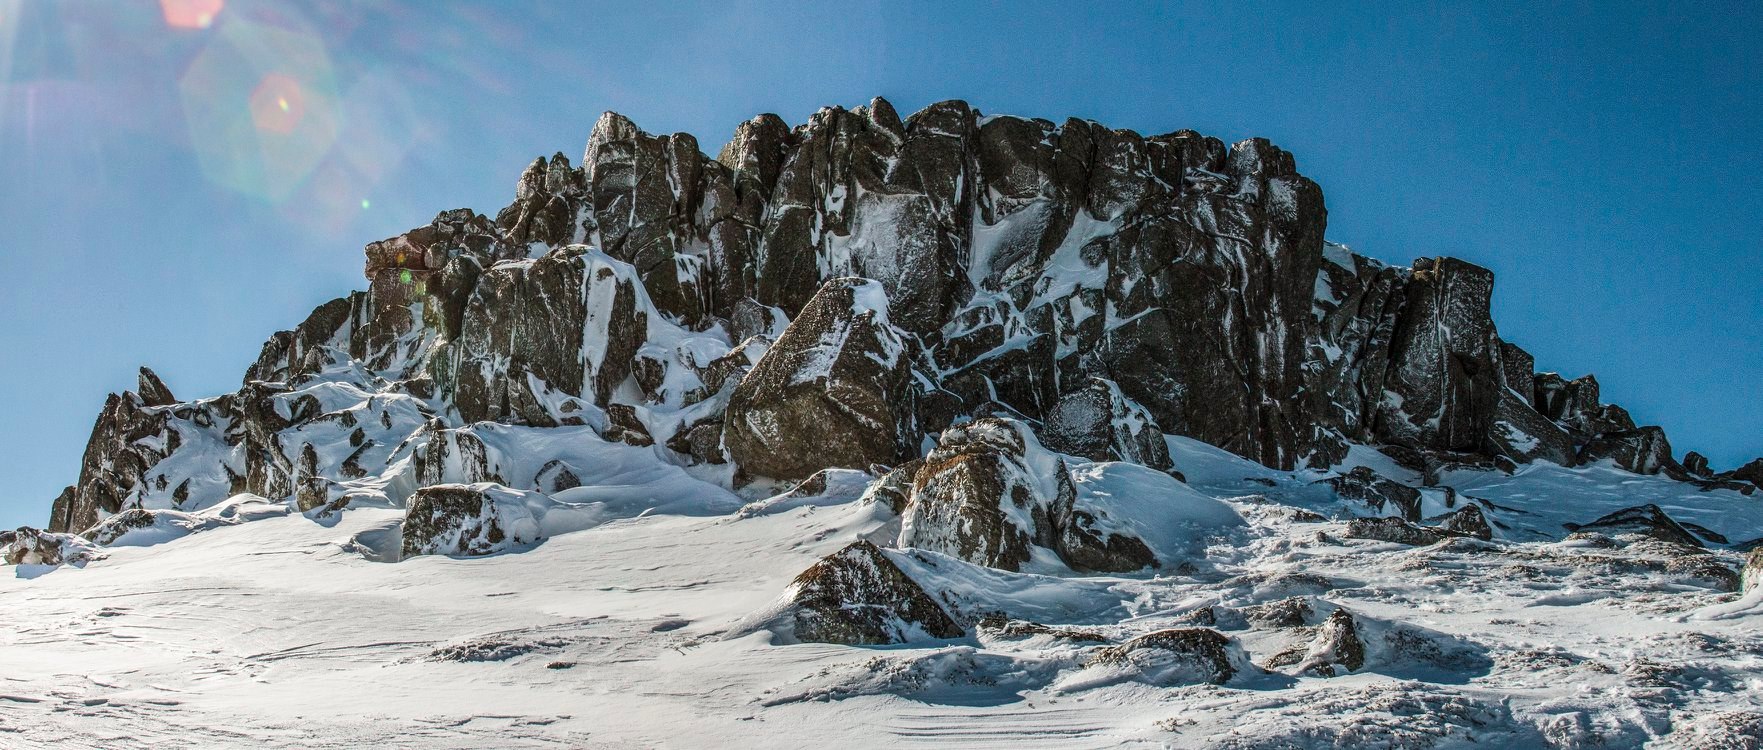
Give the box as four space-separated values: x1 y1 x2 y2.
1565 504 1704 549
400 484 544 558
1319 465 1422 521
1744 547 1763 593
1436 503 1494 541
753 540 964 645
1577 426 1676 475
724 277 917 480
1296 608 1367 676
1039 377 1174 471
1346 516 1451 546
2 527 101 567
1079 628 1248 686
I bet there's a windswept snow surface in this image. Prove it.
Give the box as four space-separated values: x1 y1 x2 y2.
5 435 1763 748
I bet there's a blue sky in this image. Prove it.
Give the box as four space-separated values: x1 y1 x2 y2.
1 1 1758 528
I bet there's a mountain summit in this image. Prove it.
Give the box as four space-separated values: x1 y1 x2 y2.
7 98 1762 746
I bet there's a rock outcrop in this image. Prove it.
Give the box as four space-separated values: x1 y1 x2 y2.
1564 504 1703 549
1086 628 1245 685
772 540 964 645
401 484 543 559
898 418 1155 572
37 96 1752 557
724 278 917 480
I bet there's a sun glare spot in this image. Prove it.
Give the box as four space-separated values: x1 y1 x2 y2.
361 199 372 210
249 74 305 135
160 0 224 29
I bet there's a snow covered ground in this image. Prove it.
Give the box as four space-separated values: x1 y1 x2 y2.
4 435 1761 748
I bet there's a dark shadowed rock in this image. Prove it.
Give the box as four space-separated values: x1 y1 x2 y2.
137 367 176 407
1375 257 1501 454
1681 451 1712 479
1564 504 1703 549
778 540 963 645
1319 466 1422 521
1437 504 1494 541
1088 628 1241 685
1039 377 1173 471
533 460 582 494
1577 427 1675 475
724 277 917 480
1729 458 1763 487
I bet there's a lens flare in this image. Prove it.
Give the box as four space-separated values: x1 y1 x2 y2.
178 16 337 202
159 0 223 30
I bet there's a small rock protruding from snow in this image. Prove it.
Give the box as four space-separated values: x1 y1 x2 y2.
1319 466 1422 521
1563 504 1703 549
765 540 964 645
1437 504 1494 541
1743 547 1763 594
1 527 102 567
400 484 542 559
899 417 1157 573
1297 608 1368 677
1084 628 1246 686
1345 516 1449 546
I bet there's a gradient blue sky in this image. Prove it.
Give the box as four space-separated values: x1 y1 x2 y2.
1 1 1758 528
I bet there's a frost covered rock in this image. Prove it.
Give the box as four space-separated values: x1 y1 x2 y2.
899 418 1159 573
1345 516 1449 546
400 421 506 489
1039 378 1174 472
1084 628 1247 686
1296 609 1367 676
1564 504 1703 549
1576 426 1675 475
1436 504 1494 541
763 540 963 645
2 527 101 567
400 484 544 559
1744 547 1763 594
724 277 917 480
1319 466 1422 521
445 247 650 423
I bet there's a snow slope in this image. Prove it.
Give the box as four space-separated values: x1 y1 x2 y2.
5 434 1761 748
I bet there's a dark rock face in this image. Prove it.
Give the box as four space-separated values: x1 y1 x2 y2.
724 278 917 480
1088 628 1241 685
1577 427 1675 475
781 540 963 645
1729 458 1763 487
1320 466 1422 521
1681 451 1712 478
1564 504 1703 549
898 418 1155 572
43 96 1741 536
1040 378 1174 471
401 485 536 558
445 248 649 424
